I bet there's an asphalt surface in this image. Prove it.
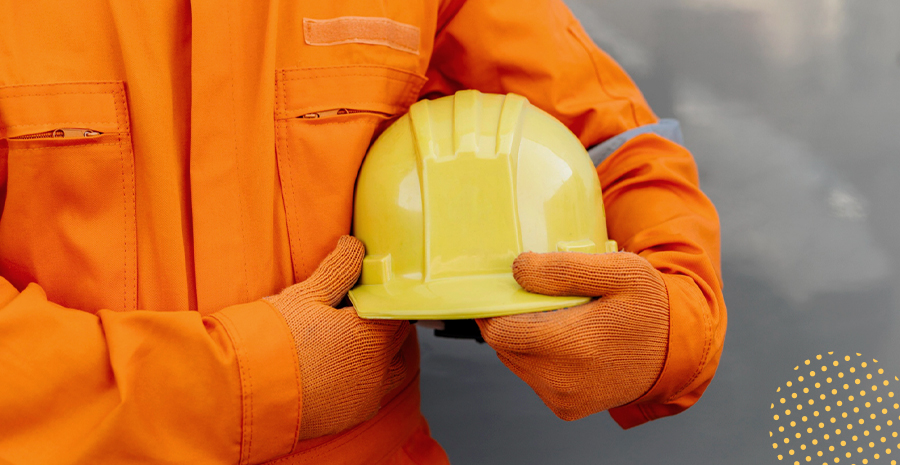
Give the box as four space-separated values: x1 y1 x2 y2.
418 1 900 463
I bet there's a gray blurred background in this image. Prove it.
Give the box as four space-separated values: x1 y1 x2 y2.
418 0 900 463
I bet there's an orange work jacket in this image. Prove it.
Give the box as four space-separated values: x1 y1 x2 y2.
0 0 726 463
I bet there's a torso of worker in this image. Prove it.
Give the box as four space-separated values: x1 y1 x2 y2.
0 2 445 313
0 1 451 462
0 1 718 463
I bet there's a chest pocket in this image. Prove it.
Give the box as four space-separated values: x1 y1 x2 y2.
0 81 137 312
275 65 425 282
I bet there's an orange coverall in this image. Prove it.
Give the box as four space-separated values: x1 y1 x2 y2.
0 0 726 463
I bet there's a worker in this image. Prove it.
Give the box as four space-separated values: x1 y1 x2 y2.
0 0 726 463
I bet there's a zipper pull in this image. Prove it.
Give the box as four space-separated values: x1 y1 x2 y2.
300 109 346 119
298 108 388 119
10 128 103 140
56 128 103 138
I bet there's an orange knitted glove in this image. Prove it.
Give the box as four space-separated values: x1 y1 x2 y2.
265 236 410 440
476 251 669 421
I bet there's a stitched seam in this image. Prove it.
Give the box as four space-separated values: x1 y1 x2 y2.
566 23 641 128
209 312 252 465
263 300 303 454
273 76 304 452
277 301 303 453
623 271 674 411
286 118 389 129
223 6 252 309
0 81 122 90
402 78 421 107
222 6 253 461
4 121 116 128
284 99 406 107
676 295 713 398
285 122 303 279
119 135 128 311
276 69 285 114
276 64 418 72
114 88 127 312
282 73 420 83
278 64 426 80
120 136 129 312
114 86 136 311
277 72 302 282
0 90 122 99
666 280 714 402
14 142 123 151
117 86 131 133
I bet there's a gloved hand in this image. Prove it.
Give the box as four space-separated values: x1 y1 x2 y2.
476 251 670 421
265 236 410 439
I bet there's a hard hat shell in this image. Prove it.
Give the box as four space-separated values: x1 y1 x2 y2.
349 90 617 320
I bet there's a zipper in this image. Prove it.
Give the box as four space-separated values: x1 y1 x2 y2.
10 128 103 140
298 108 392 119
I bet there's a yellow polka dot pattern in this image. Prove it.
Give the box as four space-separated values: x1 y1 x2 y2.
771 353 900 465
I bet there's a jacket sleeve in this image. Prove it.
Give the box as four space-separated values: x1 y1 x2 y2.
424 0 727 428
0 278 301 464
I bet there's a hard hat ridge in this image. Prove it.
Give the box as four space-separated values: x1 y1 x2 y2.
349 90 616 320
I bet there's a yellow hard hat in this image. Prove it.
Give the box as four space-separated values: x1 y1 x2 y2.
349 90 617 320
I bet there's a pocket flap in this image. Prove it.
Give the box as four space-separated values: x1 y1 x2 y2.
0 81 128 138
275 66 426 119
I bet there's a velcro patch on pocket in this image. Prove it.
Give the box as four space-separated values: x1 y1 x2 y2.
303 16 420 55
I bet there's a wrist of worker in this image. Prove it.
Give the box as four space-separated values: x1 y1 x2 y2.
488 299 669 417
261 236 413 440
476 251 671 419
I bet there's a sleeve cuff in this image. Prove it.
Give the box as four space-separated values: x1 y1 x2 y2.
212 300 302 463
608 273 713 429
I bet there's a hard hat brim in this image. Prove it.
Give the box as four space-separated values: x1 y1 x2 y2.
349 275 590 320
